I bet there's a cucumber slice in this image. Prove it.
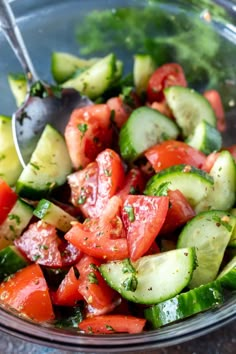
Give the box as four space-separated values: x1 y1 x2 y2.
62 54 117 99
0 198 33 250
33 199 77 232
217 256 236 289
119 107 179 162
0 245 28 281
16 124 72 200
186 120 222 155
196 150 236 212
51 52 99 84
177 210 236 288
229 209 236 247
144 164 213 209
144 281 223 329
100 248 196 305
165 86 216 138
133 54 156 95
8 73 27 107
0 115 22 186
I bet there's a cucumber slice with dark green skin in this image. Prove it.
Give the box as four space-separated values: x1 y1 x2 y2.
62 54 118 99
119 107 179 162
33 199 77 232
144 281 223 329
165 86 216 138
133 54 156 95
217 256 236 289
0 198 33 250
186 120 222 155
0 245 28 281
16 124 72 200
51 52 99 84
177 210 236 288
8 73 27 107
100 248 196 305
144 164 213 209
195 150 236 213
0 115 22 186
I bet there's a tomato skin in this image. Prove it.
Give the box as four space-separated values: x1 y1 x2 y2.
204 89 226 132
0 264 54 322
59 241 83 268
116 168 145 201
0 179 18 225
147 63 187 103
150 101 173 118
160 190 195 234
51 266 83 306
76 255 118 314
201 152 220 173
145 140 206 172
15 221 62 268
122 195 169 261
79 315 146 334
65 104 112 170
107 97 131 128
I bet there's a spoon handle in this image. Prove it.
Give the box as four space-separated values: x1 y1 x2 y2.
0 0 38 84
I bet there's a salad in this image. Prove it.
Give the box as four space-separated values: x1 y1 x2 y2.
0 51 235 335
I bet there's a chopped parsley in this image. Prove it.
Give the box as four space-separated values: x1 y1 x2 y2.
124 205 135 222
88 272 98 284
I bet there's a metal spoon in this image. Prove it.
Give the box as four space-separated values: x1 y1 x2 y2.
0 0 91 167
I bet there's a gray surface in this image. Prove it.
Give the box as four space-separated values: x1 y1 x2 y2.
0 320 235 353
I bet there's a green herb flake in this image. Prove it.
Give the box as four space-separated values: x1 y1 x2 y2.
8 214 21 224
78 123 88 136
122 274 138 292
124 205 135 222
78 187 87 205
32 254 41 261
88 272 98 284
104 169 112 177
129 186 139 195
105 324 114 331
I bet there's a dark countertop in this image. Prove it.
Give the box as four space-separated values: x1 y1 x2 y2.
0 320 235 354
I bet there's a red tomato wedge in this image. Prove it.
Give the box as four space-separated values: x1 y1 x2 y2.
147 63 187 103
79 315 146 334
76 255 118 314
160 190 195 234
65 196 128 260
107 96 131 128
65 104 112 170
0 179 18 225
204 89 226 132
0 264 54 322
116 168 145 201
201 152 220 173
151 101 173 118
122 195 169 261
145 140 206 172
51 266 83 307
15 221 62 268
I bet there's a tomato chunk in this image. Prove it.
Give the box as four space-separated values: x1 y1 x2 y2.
147 63 187 103
116 168 145 201
204 89 226 132
201 152 220 173
0 178 18 225
145 140 206 172
160 190 195 234
79 315 146 334
15 221 62 268
122 195 169 261
65 104 112 170
107 96 131 128
0 264 54 322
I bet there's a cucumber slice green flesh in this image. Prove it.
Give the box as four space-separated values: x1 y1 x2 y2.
33 199 77 232
62 54 117 99
165 86 216 138
119 107 179 162
144 164 213 209
51 51 99 84
0 198 33 250
195 150 236 213
229 209 236 247
8 73 27 107
144 281 223 329
0 245 28 281
16 124 72 200
100 248 196 305
177 210 236 288
217 256 236 289
133 54 156 95
0 115 22 186
186 120 222 155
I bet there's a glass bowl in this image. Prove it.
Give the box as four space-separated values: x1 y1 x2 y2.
0 0 236 352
